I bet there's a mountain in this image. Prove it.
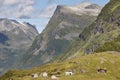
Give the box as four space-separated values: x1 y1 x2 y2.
0 18 39 74
21 3 101 68
55 0 120 61
1 51 120 80
2 1 120 80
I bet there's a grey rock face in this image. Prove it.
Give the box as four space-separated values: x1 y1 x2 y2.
0 18 38 74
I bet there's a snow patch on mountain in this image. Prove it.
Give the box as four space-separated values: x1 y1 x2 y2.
58 2 102 16
0 18 38 35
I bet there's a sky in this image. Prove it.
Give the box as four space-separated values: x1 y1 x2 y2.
0 0 110 33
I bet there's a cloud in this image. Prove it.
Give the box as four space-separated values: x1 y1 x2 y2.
3 0 19 5
0 0 35 19
38 4 57 18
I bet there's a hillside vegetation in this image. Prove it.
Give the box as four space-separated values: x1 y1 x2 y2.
1 51 120 80
96 35 120 52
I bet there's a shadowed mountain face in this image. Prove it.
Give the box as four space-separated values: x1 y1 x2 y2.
55 0 120 61
0 18 39 75
0 33 9 45
21 3 102 68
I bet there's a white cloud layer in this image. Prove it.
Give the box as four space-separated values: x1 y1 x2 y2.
0 0 91 19
38 4 57 18
0 0 34 18
4 0 19 5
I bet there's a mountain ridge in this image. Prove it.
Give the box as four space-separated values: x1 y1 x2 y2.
55 0 120 61
0 18 39 74
1 1 120 80
56 2 101 16
20 3 101 69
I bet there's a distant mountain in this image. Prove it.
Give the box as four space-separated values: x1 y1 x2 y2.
0 18 38 74
21 3 101 68
55 0 120 61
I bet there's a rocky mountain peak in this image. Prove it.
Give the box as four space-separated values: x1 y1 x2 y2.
75 2 101 9
55 2 102 16
75 2 92 8
0 18 38 35
85 4 102 9
0 18 39 74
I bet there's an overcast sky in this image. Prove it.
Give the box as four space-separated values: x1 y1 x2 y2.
0 0 109 33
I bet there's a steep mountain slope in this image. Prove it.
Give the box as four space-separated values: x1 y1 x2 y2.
0 18 38 74
95 35 120 52
56 0 120 61
21 3 101 68
1 51 120 80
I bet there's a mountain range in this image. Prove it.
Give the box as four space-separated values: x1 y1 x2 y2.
1 0 120 80
20 2 101 68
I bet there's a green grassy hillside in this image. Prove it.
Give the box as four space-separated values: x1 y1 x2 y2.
1 51 120 80
96 35 120 52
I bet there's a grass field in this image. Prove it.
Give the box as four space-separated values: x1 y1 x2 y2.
1 51 120 80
